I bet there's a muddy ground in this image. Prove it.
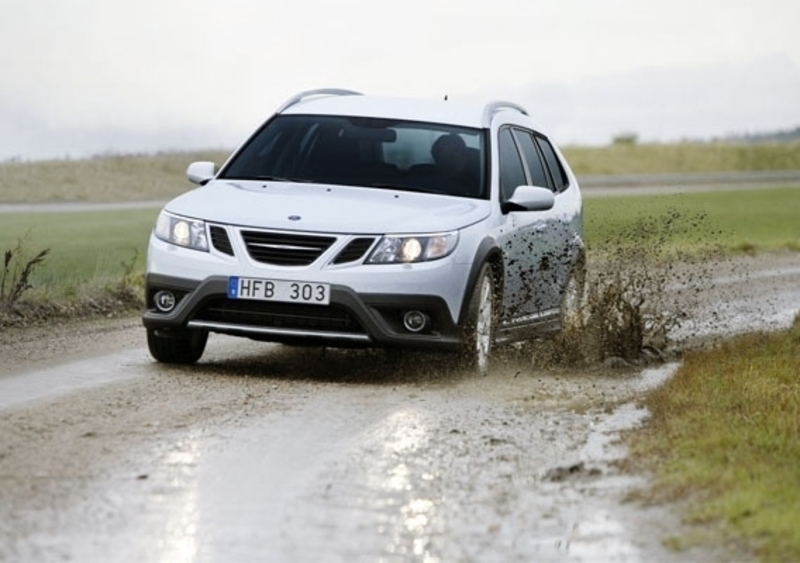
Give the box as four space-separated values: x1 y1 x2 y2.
0 252 798 562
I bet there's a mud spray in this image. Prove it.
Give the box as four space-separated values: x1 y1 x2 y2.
525 207 734 369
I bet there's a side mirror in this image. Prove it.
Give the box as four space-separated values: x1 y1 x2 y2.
503 185 555 213
187 161 216 186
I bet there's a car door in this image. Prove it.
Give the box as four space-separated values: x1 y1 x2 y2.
534 134 581 303
496 127 562 324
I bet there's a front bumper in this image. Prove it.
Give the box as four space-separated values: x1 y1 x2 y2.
142 273 462 350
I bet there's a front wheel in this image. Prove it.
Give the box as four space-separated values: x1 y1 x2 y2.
461 263 496 375
147 328 208 364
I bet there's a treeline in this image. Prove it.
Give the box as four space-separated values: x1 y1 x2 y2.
714 125 800 144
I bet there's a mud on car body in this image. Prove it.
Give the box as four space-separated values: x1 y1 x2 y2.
143 88 584 373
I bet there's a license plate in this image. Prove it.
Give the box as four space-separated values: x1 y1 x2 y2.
228 277 330 305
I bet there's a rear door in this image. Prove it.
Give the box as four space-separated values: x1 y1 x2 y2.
534 134 582 301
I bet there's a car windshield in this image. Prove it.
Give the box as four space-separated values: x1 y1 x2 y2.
219 115 488 199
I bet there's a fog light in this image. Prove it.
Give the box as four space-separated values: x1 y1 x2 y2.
403 310 429 333
154 290 176 313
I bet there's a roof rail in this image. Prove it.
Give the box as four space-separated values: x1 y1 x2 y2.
275 88 363 114
481 100 528 127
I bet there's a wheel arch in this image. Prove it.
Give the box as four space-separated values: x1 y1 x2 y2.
457 238 505 326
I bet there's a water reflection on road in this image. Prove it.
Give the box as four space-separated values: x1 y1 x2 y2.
366 408 440 561
155 433 201 563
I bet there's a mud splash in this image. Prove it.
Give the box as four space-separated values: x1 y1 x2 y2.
530 209 733 368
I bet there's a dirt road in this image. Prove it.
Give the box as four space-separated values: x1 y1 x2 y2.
0 252 798 562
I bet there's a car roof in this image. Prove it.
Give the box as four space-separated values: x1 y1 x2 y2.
277 91 538 130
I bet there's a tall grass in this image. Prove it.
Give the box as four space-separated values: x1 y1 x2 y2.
1 235 50 311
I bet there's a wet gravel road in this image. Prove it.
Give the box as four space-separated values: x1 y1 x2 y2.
0 252 798 562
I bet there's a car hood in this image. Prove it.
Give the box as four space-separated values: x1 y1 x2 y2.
164 180 491 234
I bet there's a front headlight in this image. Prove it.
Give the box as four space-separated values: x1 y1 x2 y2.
154 211 209 251
367 231 458 264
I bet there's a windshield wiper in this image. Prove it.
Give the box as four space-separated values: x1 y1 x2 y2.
369 183 445 195
239 175 313 183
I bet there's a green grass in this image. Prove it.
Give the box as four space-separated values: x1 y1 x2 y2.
629 316 800 560
585 187 800 255
0 209 156 301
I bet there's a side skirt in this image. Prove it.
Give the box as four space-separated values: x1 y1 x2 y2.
495 309 561 345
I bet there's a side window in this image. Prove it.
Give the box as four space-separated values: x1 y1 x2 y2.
536 137 569 191
498 128 527 201
512 129 550 190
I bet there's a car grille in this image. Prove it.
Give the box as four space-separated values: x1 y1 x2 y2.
241 230 336 266
210 225 234 256
332 237 376 264
195 299 365 334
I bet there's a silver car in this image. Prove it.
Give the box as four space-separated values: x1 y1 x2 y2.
143 88 584 373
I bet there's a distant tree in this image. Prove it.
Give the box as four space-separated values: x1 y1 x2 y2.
612 132 639 146
719 125 800 144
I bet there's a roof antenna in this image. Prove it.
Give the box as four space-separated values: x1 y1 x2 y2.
444 94 448 101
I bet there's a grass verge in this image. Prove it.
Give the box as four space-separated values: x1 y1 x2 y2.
0 209 155 327
627 315 800 561
0 209 154 294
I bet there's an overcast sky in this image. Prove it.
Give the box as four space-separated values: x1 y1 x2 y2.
2 0 799 160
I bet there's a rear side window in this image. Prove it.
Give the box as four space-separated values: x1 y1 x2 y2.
512 129 550 189
536 137 569 191
498 128 527 201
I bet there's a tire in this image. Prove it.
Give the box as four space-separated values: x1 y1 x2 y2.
461 263 496 375
147 328 208 364
560 259 586 331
